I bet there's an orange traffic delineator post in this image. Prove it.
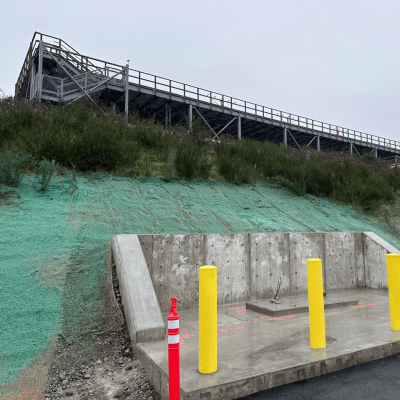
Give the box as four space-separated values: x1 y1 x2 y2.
168 297 180 400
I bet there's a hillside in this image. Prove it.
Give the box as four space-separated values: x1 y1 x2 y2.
1 173 400 394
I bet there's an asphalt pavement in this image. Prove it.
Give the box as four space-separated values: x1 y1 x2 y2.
238 352 400 400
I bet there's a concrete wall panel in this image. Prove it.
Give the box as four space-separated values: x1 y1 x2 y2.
289 233 325 296
204 233 250 305
138 234 153 274
151 234 205 312
362 232 398 289
152 235 171 312
354 232 366 288
324 232 357 291
249 232 290 301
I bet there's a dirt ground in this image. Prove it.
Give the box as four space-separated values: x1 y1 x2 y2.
37 256 160 400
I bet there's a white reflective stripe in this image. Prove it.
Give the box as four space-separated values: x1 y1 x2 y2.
168 334 179 344
168 320 179 330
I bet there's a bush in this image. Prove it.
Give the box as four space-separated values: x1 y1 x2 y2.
128 111 168 154
2 101 140 172
2 98 400 212
0 148 36 187
174 118 212 180
38 159 56 193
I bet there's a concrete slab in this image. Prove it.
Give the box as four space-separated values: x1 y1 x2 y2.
133 289 400 400
246 293 358 317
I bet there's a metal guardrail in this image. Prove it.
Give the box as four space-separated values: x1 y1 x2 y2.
16 32 98 97
17 33 400 152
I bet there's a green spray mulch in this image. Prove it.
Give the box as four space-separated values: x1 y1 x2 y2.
1 174 400 390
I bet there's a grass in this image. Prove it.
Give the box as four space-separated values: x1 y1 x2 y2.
1 97 400 214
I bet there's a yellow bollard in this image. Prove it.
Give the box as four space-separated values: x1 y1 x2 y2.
199 265 217 373
386 254 400 330
307 258 326 349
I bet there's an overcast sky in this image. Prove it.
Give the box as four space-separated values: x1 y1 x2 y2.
1 0 400 141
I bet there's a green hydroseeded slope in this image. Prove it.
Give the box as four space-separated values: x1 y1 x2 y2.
1 174 399 390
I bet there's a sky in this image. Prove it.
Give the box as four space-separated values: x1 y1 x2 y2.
1 0 400 141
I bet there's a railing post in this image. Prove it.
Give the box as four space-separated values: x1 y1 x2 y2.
188 104 192 129
37 40 43 102
30 57 36 100
125 62 129 122
283 127 287 147
29 41 32 66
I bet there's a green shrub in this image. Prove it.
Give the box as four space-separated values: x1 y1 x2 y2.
128 111 167 154
2 98 400 212
4 101 140 172
0 148 36 187
38 159 56 193
175 140 208 179
174 118 212 180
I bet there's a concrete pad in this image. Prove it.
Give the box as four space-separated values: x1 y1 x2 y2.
133 289 400 400
246 293 358 317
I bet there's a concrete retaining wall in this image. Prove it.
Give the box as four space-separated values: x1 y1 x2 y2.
112 235 166 343
134 231 399 313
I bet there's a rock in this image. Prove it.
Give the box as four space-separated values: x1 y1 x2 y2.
125 365 133 371
96 360 101 364
83 373 91 379
62 380 68 386
65 390 74 396
59 372 66 381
